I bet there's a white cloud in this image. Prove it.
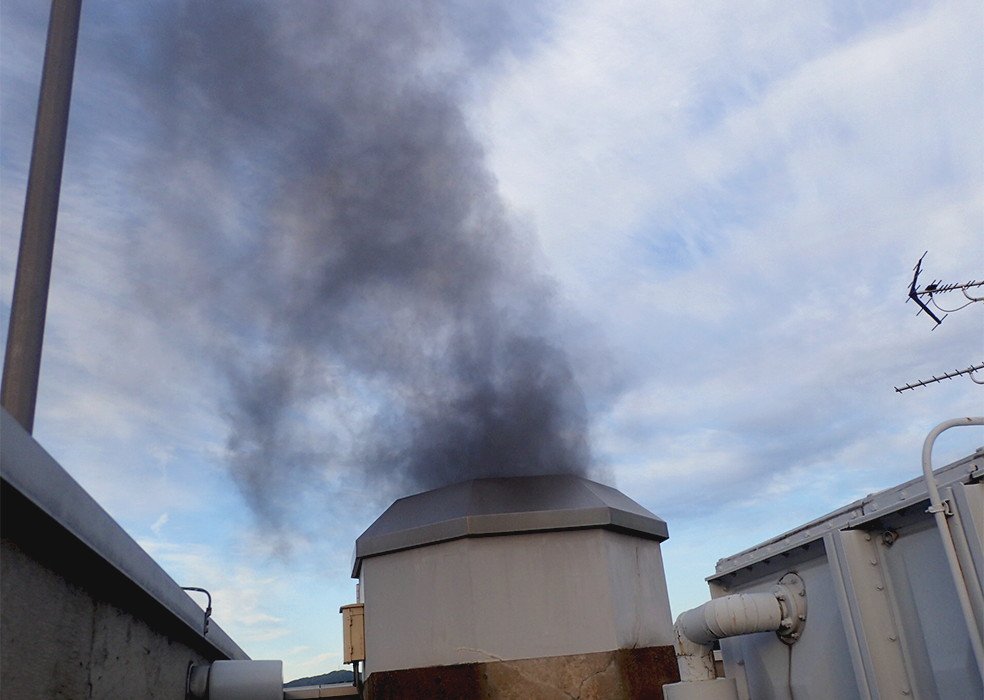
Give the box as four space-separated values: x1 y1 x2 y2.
476 0 983 602
151 512 169 536
138 539 294 646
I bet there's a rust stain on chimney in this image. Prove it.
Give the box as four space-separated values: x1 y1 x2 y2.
363 647 681 700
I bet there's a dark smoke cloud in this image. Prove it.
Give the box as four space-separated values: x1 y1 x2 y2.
125 0 590 528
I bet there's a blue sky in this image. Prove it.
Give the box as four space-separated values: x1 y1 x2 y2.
2 0 982 682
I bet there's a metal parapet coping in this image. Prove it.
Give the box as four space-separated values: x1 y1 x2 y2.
710 447 984 579
0 407 248 661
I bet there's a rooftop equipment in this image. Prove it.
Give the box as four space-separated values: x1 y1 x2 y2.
664 418 984 700
351 473 681 699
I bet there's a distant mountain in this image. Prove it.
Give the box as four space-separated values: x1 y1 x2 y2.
284 669 355 688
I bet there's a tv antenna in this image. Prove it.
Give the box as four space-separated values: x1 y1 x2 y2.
898 252 983 392
906 251 983 329
895 362 984 393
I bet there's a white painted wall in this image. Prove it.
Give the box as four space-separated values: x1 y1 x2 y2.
361 529 674 674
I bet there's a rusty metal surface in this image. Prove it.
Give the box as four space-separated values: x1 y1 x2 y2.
354 474 668 576
363 645 679 700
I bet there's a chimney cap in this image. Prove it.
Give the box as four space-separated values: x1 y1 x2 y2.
353 474 667 577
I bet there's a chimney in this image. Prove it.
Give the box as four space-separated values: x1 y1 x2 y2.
351 474 680 699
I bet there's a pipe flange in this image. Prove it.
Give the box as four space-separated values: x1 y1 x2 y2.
187 663 210 700
772 572 807 645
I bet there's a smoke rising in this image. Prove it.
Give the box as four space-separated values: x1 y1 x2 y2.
128 0 590 526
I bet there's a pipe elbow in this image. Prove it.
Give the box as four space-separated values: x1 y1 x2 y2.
671 572 807 684
678 592 783 645
672 592 781 683
673 614 717 683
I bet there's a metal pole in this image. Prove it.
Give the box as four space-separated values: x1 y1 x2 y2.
1 0 83 433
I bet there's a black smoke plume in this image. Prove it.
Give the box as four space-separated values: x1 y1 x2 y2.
127 0 591 528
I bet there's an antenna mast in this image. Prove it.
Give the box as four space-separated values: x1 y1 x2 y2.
898 252 983 392
1 0 83 433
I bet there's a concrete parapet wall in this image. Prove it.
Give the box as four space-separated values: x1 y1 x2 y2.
1 485 213 699
0 409 246 699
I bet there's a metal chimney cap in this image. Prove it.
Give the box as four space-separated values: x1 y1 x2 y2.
352 474 667 577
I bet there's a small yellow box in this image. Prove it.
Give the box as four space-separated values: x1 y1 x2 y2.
339 603 365 663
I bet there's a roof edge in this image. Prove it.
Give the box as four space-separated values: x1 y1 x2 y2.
0 408 248 661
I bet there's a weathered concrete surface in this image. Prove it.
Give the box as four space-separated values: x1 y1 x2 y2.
364 645 680 700
1 483 214 699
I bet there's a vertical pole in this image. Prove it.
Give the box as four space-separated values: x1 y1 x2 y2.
1 0 83 433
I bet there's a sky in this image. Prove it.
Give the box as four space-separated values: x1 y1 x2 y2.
2 0 982 683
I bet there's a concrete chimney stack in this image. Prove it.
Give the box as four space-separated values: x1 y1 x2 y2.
352 474 680 699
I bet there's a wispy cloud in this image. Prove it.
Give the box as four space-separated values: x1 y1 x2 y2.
151 512 169 536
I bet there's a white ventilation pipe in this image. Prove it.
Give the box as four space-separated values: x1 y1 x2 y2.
663 573 805 700
678 591 784 649
188 660 284 700
921 417 984 682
